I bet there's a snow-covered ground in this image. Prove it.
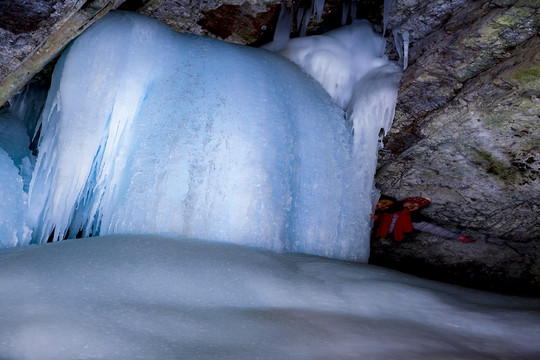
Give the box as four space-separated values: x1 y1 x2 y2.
1 235 539 359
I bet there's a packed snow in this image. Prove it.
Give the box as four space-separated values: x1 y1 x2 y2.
1 235 539 359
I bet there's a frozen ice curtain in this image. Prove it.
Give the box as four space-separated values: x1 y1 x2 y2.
6 12 401 262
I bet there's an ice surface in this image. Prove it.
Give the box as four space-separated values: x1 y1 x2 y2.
0 108 33 247
0 148 30 248
8 81 49 137
276 20 401 217
277 20 396 111
2 11 401 261
26 11 383 261
1 235 539 359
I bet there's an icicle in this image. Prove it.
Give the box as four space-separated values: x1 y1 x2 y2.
402 30 409 70
300 6 313 37
350 0 358 22
296 8 304 32
313 0 326 22
383 0 394 35
269 1 293 51
341 0 350 26
392 26 409 70
392 26 403 63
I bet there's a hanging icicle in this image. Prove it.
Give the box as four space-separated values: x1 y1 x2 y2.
392 26 409 70
383 0 394 35
402 30 409 70
341 0 350 26
313 0 326 22
392 26 403 61
296 7 304 32
267 1 294 51
300 5 313 37
350 0 358 22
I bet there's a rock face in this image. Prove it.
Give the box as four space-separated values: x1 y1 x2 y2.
373 0 539 295
129 0 282 45
0 0 538 295
0 0 126 105
127 0 349 45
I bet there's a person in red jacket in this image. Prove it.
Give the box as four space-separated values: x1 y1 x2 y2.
374 196 474 243
373 195 397 214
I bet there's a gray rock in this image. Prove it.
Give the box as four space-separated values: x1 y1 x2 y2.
0 0 126 105
375 0 539 295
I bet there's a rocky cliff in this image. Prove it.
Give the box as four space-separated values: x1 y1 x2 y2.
374 0 539 295
0 0 538 295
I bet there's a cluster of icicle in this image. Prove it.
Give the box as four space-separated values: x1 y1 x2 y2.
268 0 409 69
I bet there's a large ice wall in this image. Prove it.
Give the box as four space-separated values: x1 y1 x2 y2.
1 11 401 261
25 12 366 260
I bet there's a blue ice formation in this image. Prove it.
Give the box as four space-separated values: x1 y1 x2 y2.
1 11 401 261
0 108 35 248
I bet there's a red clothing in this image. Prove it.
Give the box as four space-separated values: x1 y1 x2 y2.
375 209 413 241
374 210 462 241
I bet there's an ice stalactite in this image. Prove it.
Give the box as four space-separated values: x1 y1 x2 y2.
393 26 410 70
299 5 313 37
270 0 331 50
341 0 359 26
313 0 325 22
0 108 34 248
402 29 410 69
383 0 394 35
266 1 294 51
341 0 350 25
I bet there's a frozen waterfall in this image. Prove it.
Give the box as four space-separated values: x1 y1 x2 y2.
2 11 401 261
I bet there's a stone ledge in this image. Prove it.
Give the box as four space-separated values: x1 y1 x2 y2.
0 0 126 106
